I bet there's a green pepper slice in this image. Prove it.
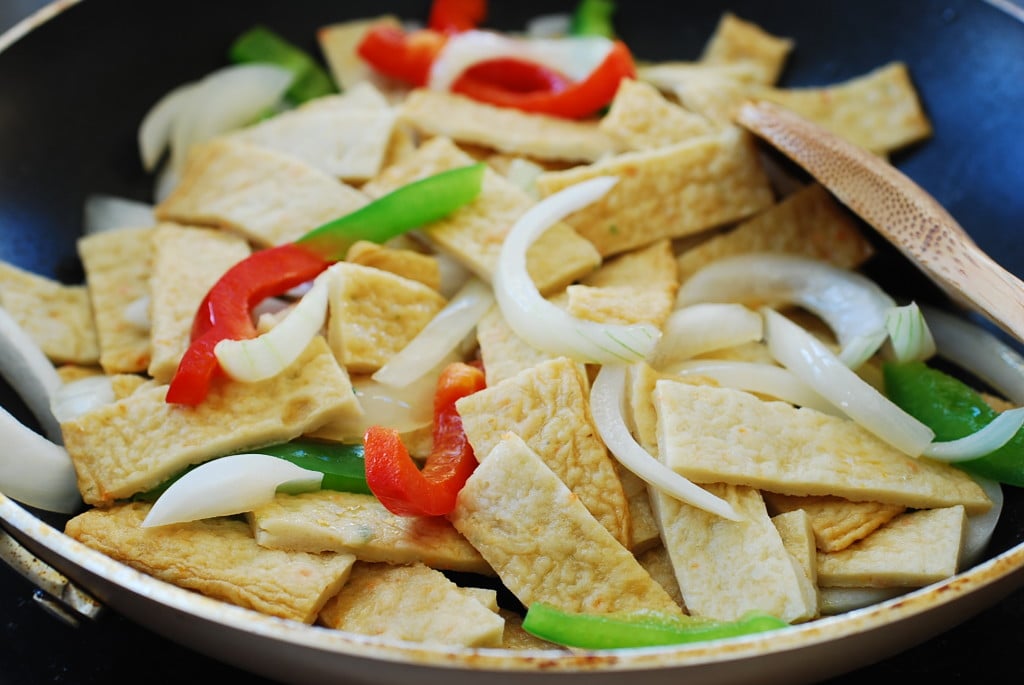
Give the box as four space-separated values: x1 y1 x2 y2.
569 0 617 38
521 603 788 649
229 25 337 104
883 360 1024 486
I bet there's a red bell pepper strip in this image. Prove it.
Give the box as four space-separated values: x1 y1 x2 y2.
364 361 486 517
428 0 487 33
452 39 635 118
356 26 447 87
463 58 571 94
166 243 331 406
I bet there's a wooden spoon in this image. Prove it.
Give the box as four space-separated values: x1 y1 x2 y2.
735 99 1024 344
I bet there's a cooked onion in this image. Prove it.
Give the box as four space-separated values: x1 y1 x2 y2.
763 307 934 456
123 295 151 331
49 375 116 424
0 306 63 443
373 277 493 387
961 476 1003 567
137 80 199 171
884 301 936 363
678 254 896 367
649 303 763 369
589 364 741 520
215 273 328 382
83 194 156 235
922 305 1024 405
168 63 293 175
428 30 613 91
141 453 322 528
665 359 840 415
0 406 80 513
494 176 661 364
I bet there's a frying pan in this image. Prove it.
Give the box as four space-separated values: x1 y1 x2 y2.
1 1 1023 683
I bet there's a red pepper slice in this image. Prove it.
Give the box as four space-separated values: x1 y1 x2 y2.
463 58 571 93
452 39 635 119
428 0 487 33
356 26 447 87
166 243 331 406
364 362 486 517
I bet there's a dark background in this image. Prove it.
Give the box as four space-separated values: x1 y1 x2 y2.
1 1 1023 683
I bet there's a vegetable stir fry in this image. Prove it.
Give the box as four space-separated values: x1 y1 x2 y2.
2 0 1022 653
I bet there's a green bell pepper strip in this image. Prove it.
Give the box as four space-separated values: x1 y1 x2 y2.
132 439 368 502
295 162 487 261
569 0 617 38
229 25 337 105
521 603 788 649
883 360 1024 486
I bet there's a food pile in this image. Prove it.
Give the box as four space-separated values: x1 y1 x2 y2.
2 0 1021 652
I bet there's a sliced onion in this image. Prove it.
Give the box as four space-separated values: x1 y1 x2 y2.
137 80 200 172
922 305 1024 405
215 273 328 382
49 375 116 424
665 359 840 415
649 303 763 369
494 176 661 364
123 294 151 332
0 306 63 443
763 308 935 456
678 254 895 367
525 13 571 38
428 30 613 91
83 194 155 235
961 476 1003 567
922 407 1024 462
168 63 293 175
434 249 473 299
0 406 80 513
589 364 741 521
141 453 323 528
885 301 936 363
372 277 494 387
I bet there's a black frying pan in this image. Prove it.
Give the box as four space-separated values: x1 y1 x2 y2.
1 1 1023 683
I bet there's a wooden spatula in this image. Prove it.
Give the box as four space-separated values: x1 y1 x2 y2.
735 100 1024 344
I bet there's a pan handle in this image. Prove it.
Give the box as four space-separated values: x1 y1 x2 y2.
0 526 103 627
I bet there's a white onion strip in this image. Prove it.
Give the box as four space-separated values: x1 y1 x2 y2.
678 254 895 367
83 194 156 235
0 406 80 513
373 277 494 387
0 305 63 443
922 407 1024 462
763 308 935 456
665 359 841 415
428 30 613 91
649 303 763 369
590 364 741 521
141 453 322 528
215 273 328 382
494 176 661 364
923 305 1024 405
138 80 199 171
885 301 936 363
49 375 116 424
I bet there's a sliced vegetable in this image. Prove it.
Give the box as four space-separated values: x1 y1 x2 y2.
884 361 1024 485
494 175 660 364
521 603 788 649
166 242 331 406
364 361 485 517
884 302 936 363
763 308 935 456
649 303 763 369
137 80 199 172
253 439 369 495
50 375 116 424
83 194 155 235
590 364 741 520
356 26 448 87
214 270 330 383
372 277 494 388
449 38 635 118
0 305 63 443
141 453 323 528
229 25 337 104
295 162 486 260
428 0 487 32
678 254 896 368
0 406 80 514
570 0 617 37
